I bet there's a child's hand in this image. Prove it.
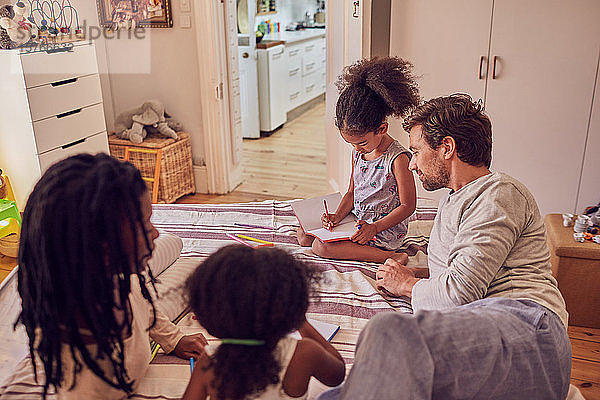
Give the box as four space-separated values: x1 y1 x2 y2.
351 220 376 244
172 332 208 360
321 213 336 230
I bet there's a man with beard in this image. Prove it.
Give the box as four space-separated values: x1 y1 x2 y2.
322 94 571 400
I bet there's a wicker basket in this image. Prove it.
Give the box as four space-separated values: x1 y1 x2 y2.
108 132 195 204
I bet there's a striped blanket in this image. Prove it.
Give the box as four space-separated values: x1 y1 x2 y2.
0 200 436 399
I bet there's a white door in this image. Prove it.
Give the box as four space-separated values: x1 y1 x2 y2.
388 0 493 202
486 0 600 215
325 0 367 192
389 0 493 103
238 41 260 139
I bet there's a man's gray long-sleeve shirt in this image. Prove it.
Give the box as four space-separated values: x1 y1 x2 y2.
412 172 568 327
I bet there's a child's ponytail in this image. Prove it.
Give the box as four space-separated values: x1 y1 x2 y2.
211 343 280 400
335 57 420 135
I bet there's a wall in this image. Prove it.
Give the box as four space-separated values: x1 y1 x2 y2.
100 14 206 167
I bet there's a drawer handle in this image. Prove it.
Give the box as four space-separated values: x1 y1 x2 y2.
307 84 315 91
290 92 300 99
289 49 300 56
45 46 73 54
307 62 315 69
289 67 300 76
56 108 82 119
51 77 78 87
62 137 85 149
306 45 314 51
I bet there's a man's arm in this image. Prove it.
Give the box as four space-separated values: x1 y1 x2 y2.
411 184 528 311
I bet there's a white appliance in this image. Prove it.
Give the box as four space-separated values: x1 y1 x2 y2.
237 0 260 139
257 44 287 132
238 35 260 138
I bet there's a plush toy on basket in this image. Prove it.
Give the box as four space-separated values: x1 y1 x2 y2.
114 99 183 144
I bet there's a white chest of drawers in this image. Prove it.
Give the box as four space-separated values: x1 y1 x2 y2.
0 41 109 209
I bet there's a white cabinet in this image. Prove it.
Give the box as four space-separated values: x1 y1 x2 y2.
257 35 327 132
0 41 109 209
390 0 600 215
257 44 288 132
287 36 327 112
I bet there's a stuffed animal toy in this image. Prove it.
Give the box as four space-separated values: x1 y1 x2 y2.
114 100 180 144
0 2 32 49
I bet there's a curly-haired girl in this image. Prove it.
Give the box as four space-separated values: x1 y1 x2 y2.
183 245 345 400
297 57 419 264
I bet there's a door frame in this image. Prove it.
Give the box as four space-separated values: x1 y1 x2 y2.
192 0 242 194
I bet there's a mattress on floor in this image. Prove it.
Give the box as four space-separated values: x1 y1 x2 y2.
0 200 435 399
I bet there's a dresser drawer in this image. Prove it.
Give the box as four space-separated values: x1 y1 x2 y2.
286 44 302 70
38 131 109 172
302 59 318 76
33 103 106 153
288 88 304 111
27 74 103 122
20 43 99 88
304 71 321 100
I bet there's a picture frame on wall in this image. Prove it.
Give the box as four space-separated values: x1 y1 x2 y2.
97 0 173 28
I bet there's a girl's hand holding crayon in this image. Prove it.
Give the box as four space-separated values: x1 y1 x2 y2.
351 220 377 245
321 212 337 230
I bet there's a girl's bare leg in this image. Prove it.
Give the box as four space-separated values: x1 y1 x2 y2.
296 226 316 247
312 239 408 264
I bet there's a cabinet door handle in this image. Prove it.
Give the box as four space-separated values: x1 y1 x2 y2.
56 108 82 119
478 56 487 80
272 48 285 58
61 137 85 149
492 55 499 79
45 45 73 54
51 77 78 87
289 67 300 76
242 52 249 58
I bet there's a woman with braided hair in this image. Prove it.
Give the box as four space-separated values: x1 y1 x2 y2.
16 153 207 399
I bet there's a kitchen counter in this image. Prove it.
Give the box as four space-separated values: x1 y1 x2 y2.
263 28 325 45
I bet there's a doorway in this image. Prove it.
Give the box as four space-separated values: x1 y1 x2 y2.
234 0 329 200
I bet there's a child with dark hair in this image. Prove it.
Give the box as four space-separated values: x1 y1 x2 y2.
17 153 208 399
183 245 345 400
298 57 419 264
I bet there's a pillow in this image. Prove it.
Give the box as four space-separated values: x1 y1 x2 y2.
147 231 183 277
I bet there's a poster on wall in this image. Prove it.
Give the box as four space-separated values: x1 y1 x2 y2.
96 0 173 28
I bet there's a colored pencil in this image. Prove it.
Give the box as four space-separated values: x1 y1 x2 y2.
323 199 332 231
225 233 254 247
234 223 272 229
150 344 161 362
235 234 274 246
190 357 194 373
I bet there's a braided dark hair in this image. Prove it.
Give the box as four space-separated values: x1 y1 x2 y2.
335 56 420 135
186 245 320 400
16 153 157 397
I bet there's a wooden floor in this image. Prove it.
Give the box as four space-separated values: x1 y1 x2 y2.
178 98 329 204
1 100 599 399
